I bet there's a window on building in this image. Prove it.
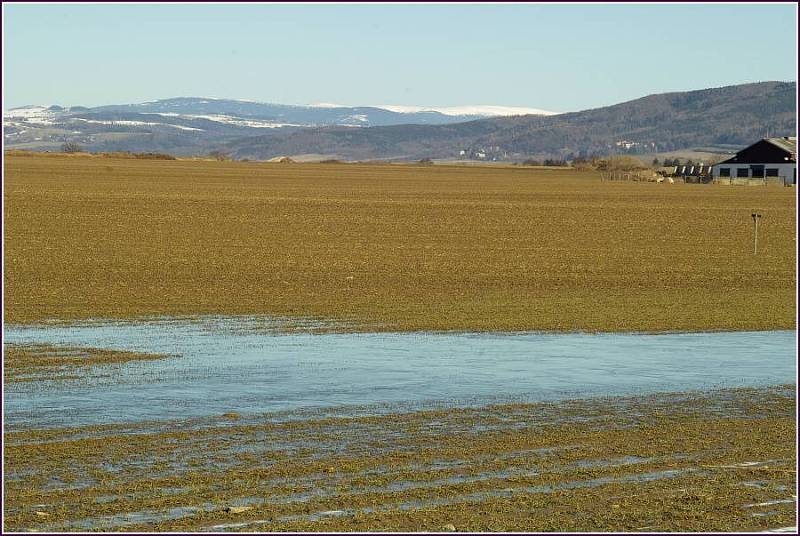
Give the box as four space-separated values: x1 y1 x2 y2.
737 168 749 178
751 165 765 178
719 168 730 177
766 168 779 177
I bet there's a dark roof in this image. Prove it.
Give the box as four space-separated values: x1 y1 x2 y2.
716 137 796 165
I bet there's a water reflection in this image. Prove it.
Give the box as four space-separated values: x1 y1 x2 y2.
3 318 796 429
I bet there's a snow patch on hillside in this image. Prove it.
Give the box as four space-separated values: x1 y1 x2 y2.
308 102 346 109
374 104 559 117
4 106 60 125
73 118 205 131
179 114 302 128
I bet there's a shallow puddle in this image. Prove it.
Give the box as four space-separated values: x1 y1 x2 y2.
5 384 794 533
277 468 698 525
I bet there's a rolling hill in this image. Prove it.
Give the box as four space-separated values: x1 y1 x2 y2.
4 82 795 161
224 81 797 161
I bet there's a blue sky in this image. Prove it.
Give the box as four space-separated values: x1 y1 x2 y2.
3 3 797 112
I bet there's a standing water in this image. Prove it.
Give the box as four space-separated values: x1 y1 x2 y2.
3 318 796 429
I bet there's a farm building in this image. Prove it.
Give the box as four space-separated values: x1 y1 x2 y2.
711 137 797 185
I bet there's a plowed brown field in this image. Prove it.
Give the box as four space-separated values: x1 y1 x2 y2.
4 153 796 331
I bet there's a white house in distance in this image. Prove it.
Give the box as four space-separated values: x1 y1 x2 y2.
711 137 797 185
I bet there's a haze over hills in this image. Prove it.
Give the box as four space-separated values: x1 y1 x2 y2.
4 82 796 161
3 98 556 156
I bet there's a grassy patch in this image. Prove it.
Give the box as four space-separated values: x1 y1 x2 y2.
4 344 170 383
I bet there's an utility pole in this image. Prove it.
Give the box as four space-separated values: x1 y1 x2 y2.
751 212 762 255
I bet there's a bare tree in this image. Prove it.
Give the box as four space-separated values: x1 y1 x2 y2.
598 156 646 181
61 142 83 153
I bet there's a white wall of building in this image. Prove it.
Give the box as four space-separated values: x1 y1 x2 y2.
711 162 796 184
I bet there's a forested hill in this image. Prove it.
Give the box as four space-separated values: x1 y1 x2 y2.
225 81 796 161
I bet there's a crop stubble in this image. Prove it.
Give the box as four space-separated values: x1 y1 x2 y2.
4 154 796 330
3 386 795 532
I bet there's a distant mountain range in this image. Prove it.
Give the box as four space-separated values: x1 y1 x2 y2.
3 98 555 156
224 82 796 161
4 82 796 161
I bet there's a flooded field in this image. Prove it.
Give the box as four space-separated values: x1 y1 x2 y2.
4 319 795 428
4 383 796 532
3 320 797 532
3 157 797 531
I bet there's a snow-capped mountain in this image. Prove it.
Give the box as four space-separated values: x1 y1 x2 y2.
86 97 558 125
3 97 557 154
4 98 556 129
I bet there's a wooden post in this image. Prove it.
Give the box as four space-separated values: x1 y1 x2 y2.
751 212 762 255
